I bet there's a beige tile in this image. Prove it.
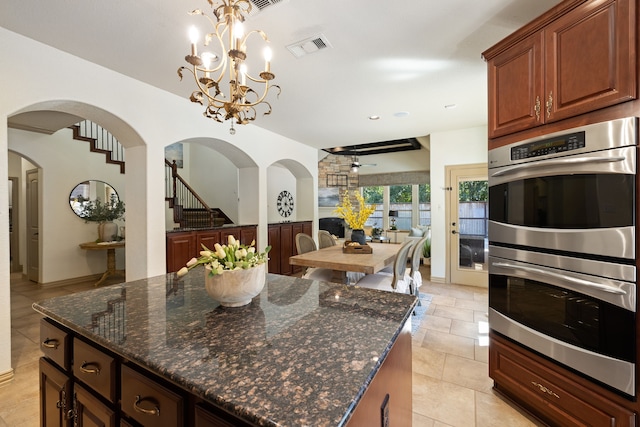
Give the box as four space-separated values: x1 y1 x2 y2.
11 330 42 369
422 314 452 333
413 346 446 380
419 330 476 360
0 359 40 427
442 354 493 394
432 305 474 322
454 298 487 312
474 341 489 364
475 390 545 427
412 412 436 427
449 319 480 340
413 372 476 427
430 294 457 307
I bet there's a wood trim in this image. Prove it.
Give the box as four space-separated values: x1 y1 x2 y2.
0 369 14 386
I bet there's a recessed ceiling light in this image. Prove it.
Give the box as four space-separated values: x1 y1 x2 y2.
444 104 457 109
368 115 380 120
394 111 410 118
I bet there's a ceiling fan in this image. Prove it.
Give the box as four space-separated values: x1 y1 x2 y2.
350 154 376 173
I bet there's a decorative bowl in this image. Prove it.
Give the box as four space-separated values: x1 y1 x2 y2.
204 263 266 307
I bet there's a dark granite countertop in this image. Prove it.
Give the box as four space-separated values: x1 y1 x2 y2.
33 270 416 427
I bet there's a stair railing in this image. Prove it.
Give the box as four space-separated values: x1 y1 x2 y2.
71 120 125 173
165 159 232 228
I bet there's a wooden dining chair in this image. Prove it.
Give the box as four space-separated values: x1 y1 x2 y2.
408 234 429 303
318 230 337 249
295 233 336 282
354 239 414 293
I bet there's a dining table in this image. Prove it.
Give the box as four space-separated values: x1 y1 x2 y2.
289 242 402 284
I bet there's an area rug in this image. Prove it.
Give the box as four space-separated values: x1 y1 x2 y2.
411 292 431 335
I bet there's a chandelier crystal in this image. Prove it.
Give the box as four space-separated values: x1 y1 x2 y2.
178 0 280 133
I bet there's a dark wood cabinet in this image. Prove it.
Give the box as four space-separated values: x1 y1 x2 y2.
485 0 636 142
74 384 116 427
490 333 636 427
267 221 311 275
40 358 73 427
166 226 257 273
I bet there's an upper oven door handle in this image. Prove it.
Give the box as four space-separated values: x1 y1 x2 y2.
490 156 627 178
492 262 627 295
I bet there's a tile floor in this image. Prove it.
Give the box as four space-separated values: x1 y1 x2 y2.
0 269 544 427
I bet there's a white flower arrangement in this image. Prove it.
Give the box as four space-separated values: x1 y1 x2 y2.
176 235 271 277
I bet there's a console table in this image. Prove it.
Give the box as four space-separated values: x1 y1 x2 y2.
79 241 125 286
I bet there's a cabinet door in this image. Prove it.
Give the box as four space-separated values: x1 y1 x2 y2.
291 223 304 274
166 232 196 273
279 224 293 275
197 230 221 252
239 226 257 247
487 31 544 139
545 0 636 122
267 226 281 274
40 358 73 427
74 384 116 427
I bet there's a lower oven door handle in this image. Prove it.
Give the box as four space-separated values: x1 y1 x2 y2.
492 262 627 295
490 156 626 178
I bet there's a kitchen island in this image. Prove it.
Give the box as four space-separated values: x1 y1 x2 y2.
34 270 416 426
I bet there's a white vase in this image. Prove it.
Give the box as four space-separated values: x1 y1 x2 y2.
204 263 266 307
97 221 118 242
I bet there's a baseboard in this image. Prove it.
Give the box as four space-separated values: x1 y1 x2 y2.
0 368 15 386
39 274 103 288
430 276 445 283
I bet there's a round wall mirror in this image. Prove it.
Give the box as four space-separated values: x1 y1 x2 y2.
69 180 119 218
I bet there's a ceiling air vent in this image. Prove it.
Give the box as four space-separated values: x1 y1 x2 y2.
246 0 288 17
286 34 332 58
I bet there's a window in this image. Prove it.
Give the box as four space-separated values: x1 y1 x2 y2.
418 183 431 226
390 185 412 230
363 186 383 228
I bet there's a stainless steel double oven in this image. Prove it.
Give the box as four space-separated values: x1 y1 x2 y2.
488 117 638 397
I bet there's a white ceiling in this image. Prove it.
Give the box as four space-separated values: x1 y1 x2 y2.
0 0 561 150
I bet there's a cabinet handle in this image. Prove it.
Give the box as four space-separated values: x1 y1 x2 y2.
534 96 541 121
79 361 101 375
42 338 59 349
531 381 560 399
546 91 553 118
133 395 160 416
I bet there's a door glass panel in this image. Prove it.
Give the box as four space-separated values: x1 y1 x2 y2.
458 180 488 271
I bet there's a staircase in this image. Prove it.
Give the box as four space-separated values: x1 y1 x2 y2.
70 120 125 173
165 159 233 228
71 119 232 229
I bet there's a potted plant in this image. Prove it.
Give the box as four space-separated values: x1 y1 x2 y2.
79 194 125 242
176 235 271 307
333 190 376 245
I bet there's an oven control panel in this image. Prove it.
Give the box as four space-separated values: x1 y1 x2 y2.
510 131 585 160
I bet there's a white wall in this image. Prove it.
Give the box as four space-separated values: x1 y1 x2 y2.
0 27 318 382
430 126 488 282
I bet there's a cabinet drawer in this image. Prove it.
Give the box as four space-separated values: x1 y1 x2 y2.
73 338 116 403
490 335 636 427
40 319 71 371
121 364 184 427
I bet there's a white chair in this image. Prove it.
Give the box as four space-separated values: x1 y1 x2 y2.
355 239 414 293
318 230 337 249
295 233 336 282
408 234 429 302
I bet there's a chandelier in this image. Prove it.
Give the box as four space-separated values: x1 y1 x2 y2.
178 0 280 134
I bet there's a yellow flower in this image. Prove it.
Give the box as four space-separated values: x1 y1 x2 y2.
333 190 376 229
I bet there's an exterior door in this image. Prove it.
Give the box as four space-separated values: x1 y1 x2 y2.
447 164 488 288
27 168 39 282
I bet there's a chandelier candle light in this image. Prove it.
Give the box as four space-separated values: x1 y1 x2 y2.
178 0 280 134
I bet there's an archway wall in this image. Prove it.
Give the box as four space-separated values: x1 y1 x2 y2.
0 27 318 376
